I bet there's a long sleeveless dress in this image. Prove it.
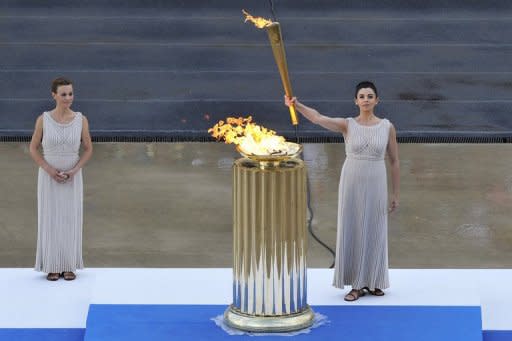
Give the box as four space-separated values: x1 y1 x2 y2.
35 111 84 273
332 117 391 291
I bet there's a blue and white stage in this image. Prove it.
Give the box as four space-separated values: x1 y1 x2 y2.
0 268 510 340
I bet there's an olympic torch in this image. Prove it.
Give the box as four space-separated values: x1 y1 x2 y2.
243 10 299 126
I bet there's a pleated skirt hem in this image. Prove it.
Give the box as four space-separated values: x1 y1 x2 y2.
332 277 390 291
34 263 84 274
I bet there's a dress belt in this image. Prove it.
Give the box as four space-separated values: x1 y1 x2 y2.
346 155 384 161
44 152 79 157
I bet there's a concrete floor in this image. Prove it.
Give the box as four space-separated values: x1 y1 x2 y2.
1 142 511 268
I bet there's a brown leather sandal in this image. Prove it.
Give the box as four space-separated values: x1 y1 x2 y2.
344 288 365 302
364 287 385 296
46 273 60 281
61 272 76 281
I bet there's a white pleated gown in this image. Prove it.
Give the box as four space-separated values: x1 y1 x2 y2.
35 112 84 273
333 117 390 290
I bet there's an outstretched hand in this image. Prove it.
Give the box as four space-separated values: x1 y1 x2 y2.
284 95 297 107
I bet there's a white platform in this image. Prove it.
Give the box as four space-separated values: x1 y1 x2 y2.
0 268 510 331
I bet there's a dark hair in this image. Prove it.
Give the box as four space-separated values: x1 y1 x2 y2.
51 77 73 93
355 81 378 98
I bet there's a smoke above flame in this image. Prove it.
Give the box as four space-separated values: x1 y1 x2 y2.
208 116 297 156
242 9 274 28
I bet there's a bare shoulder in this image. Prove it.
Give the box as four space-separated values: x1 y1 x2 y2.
336 117 348 124
34 114 44 127
387 120 397 142
80 114 91 136
336 117 348 129
79 113 89 125
384 119 395 130
30 114 45 143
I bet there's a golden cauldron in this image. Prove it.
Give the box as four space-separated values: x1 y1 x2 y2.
224 145 314 332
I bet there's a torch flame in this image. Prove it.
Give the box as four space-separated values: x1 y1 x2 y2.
208 116 298 156
242 9 274 28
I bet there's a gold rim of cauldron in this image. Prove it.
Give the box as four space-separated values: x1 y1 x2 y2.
236 144 303 161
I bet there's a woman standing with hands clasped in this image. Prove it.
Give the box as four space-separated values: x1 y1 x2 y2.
29 77 92 281
285 81 400 301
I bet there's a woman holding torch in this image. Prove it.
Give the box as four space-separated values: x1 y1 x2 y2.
285 81 400 301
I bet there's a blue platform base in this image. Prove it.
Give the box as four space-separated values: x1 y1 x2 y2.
0 328 84 341
3 327 512 341
483 331 512 341
83 304 482 341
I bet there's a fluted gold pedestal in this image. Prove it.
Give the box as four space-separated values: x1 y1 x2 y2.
224 157 314 332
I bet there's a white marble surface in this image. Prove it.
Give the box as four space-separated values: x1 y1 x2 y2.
0 268 510 330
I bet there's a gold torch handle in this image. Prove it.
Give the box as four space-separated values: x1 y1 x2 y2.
288 105 298 126
266 23 299 126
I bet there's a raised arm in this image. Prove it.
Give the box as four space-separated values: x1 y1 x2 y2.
386 123 400 212
285 96 347 134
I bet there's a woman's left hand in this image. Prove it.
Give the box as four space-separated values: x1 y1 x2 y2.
389 195 399 213
62 168 78 182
